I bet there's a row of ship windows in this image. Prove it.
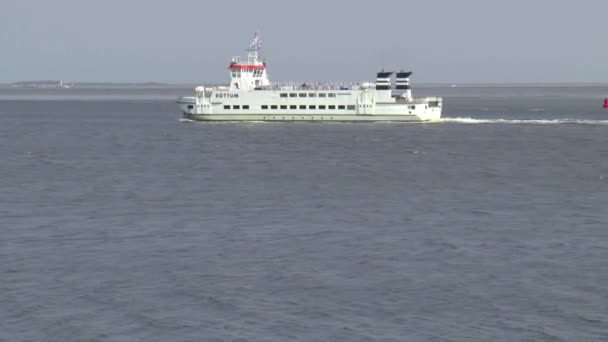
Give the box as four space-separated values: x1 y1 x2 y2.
231 70 263 77
223 104 356 110
280 93 337 98
263 117 336 120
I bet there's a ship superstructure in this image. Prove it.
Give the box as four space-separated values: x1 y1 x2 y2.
177 34 442 122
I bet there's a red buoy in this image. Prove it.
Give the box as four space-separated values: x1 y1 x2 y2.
604 98 608 109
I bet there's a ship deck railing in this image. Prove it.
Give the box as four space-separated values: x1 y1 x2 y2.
199 82 442 92
263 81 367 91
395 96 443 102
202 82 372 92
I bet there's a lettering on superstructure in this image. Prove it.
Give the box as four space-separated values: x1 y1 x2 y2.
215 93 239 99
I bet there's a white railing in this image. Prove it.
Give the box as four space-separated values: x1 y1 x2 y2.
262 81 369 91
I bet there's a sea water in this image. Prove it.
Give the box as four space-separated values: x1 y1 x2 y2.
1 85 607 341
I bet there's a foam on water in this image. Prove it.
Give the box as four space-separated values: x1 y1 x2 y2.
179 117 608 125
440 117 608 125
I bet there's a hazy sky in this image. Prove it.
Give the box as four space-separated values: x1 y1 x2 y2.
1 0 607 83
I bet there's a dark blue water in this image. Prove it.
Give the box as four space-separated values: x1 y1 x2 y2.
1 86 608 341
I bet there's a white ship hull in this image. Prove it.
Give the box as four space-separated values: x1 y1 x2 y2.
183 113 436 122
178 89 442 122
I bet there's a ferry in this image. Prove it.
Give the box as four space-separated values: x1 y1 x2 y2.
177 34 442 122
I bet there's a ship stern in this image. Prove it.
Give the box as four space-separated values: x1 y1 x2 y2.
177 96 196 116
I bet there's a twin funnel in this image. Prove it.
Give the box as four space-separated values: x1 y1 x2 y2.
376 71 413 99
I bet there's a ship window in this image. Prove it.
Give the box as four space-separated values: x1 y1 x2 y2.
187 105 194 110
318 93 327 98
299 93 306 97
224 105 230 109
347 105 355 110
290 105 297 109
261 105 268 109
289 93 297 98
243 105 249 109
308 93 316 97
299 105 306 109
328 93 336 97
280 105 287 109
319 105 326 109
338 105 345 110
280 93 288 98
409 105 416 109
233 105 240 109
328 105 336 109
309 105 316 109
271 105 278 109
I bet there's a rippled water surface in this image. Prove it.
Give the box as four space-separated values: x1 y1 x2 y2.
1 86 607 341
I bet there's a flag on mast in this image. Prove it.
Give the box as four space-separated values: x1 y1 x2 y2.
250 33 262 50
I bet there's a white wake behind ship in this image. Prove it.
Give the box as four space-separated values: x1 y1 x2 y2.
178 34 442 122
